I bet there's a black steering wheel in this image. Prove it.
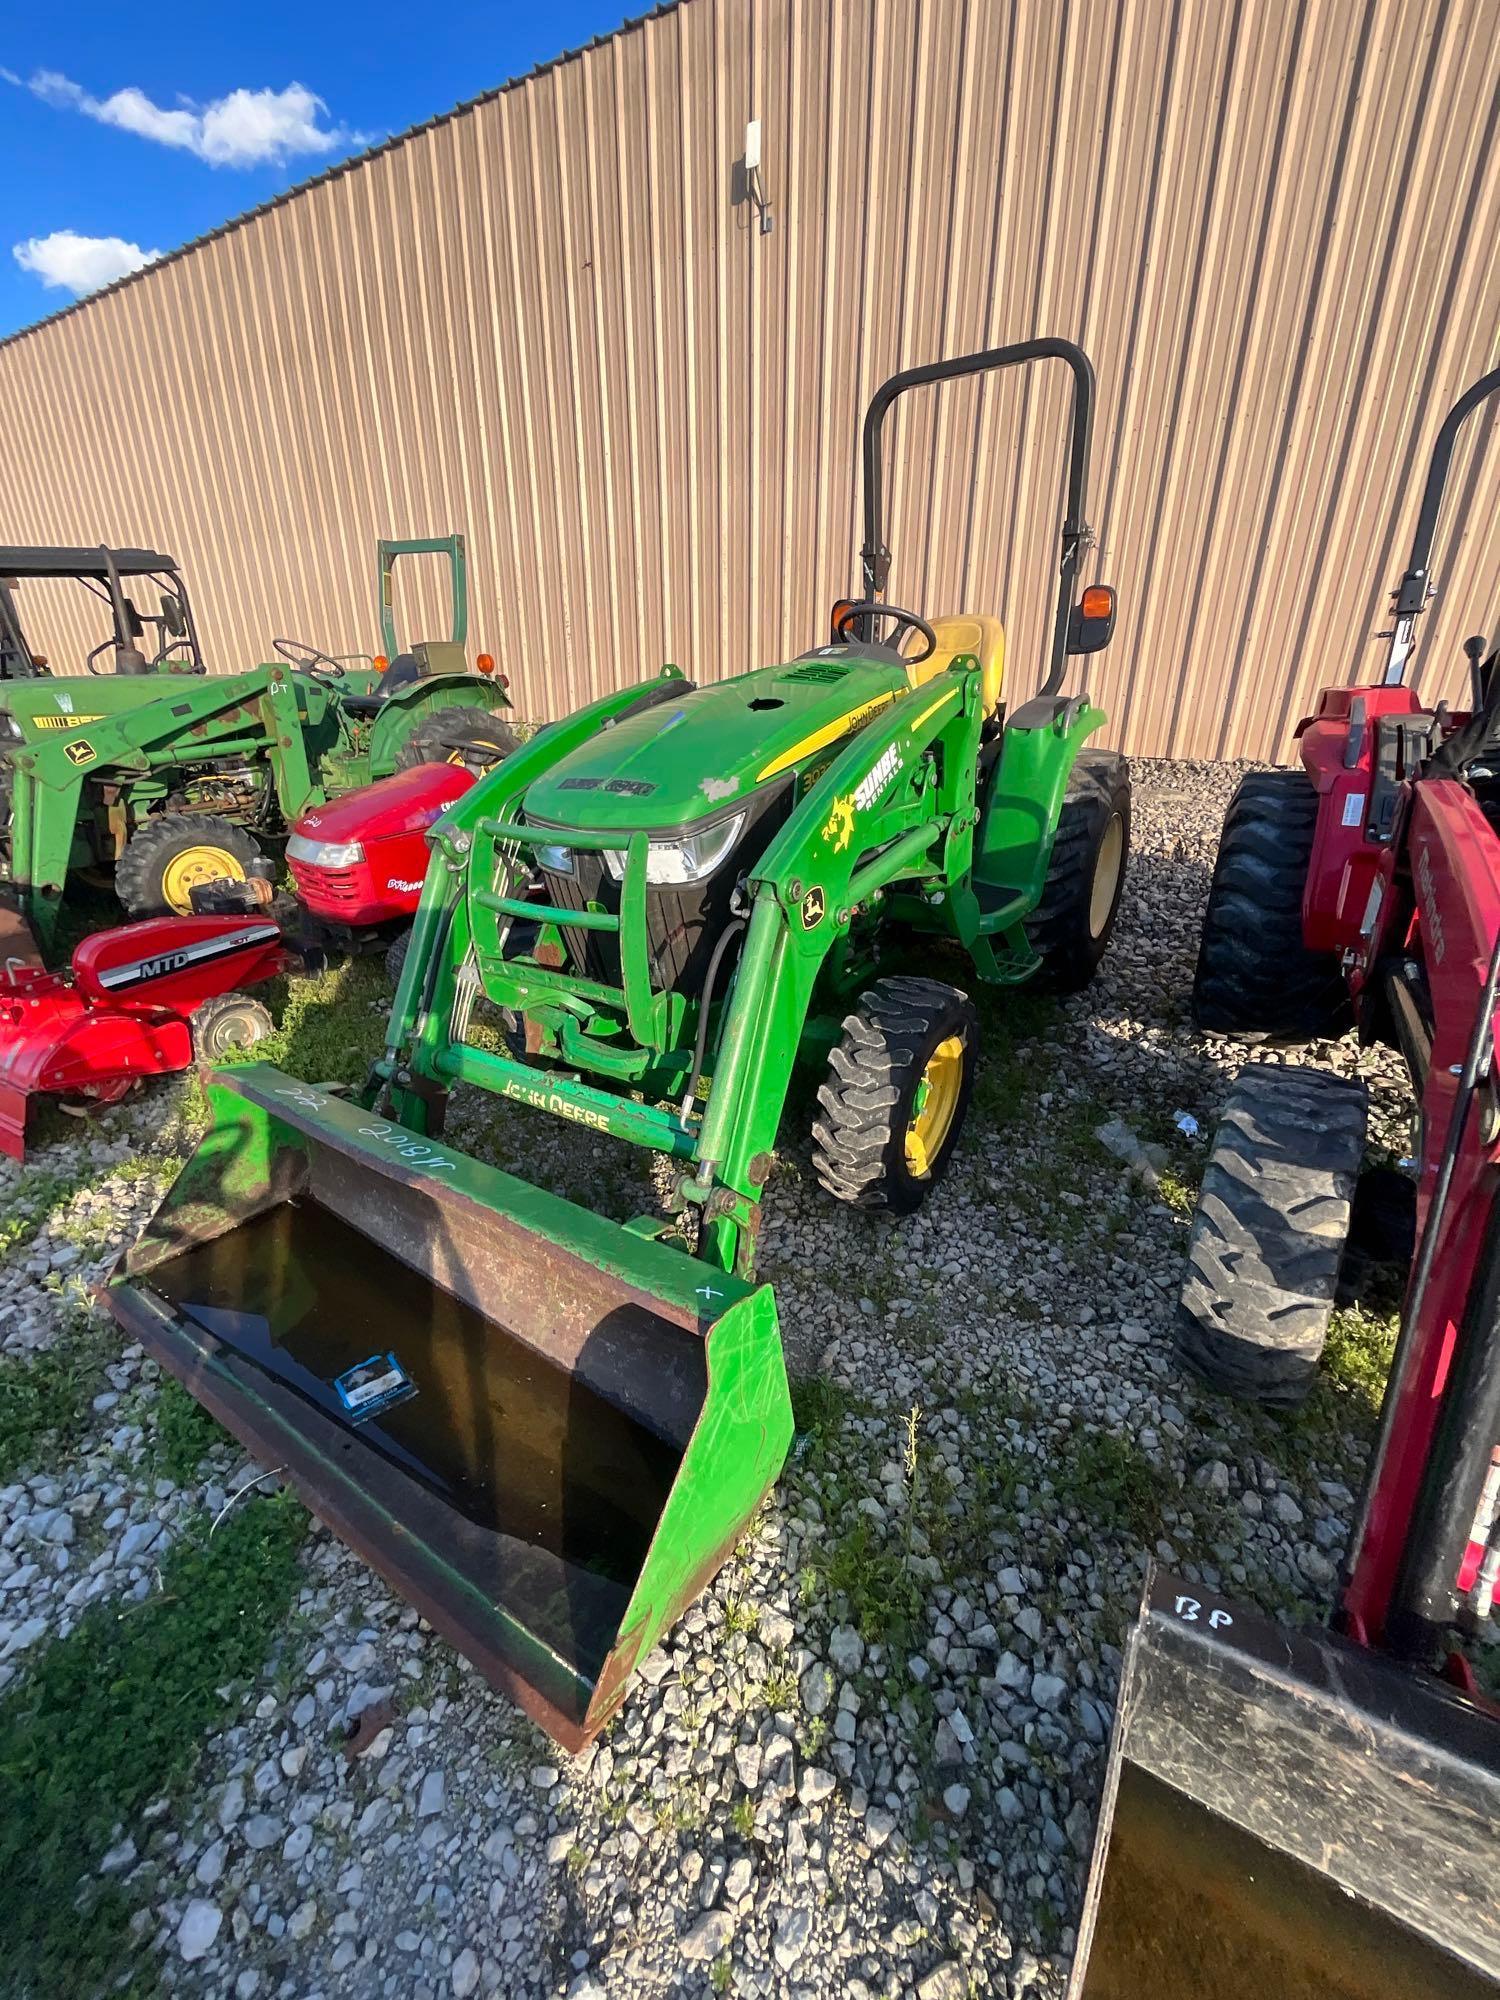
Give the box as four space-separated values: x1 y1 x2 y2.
833 599 937 664
274 637 353 681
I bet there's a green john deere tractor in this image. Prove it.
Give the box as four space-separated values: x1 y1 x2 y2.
0 535 516 955
105 340 1129 1748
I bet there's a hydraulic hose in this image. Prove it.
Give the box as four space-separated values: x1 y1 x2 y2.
680 917 746 1121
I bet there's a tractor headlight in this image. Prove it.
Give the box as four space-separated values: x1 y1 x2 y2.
536 843 574 875
601 813 746 887
287 832 365 869
0 712 22 745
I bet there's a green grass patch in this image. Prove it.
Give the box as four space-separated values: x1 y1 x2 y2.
150 1379 228 1487
0 1322 115 1483
0 1166 95 1262
1155 1165 1200 1218
0 1493 307 1999
0 1156 180 1263
790 1373 866 1454
967 989 1060 1130
215 956 391 1090
1320 1303 1400 1424
1243 1302 1401 1489
1058 1427 1178 1544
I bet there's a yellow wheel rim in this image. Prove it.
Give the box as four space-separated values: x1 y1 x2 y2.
161 844 244 914
905 1034 965 1178
1089 811 1125 938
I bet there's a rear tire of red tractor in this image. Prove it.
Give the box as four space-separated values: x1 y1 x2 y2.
115 813 264 920
1192 770 1349 1040
395 706 520 776
812 976 979 1213
1025 752 1132 992
190 992 274 1063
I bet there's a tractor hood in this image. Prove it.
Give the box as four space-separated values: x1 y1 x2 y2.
522 650 912 833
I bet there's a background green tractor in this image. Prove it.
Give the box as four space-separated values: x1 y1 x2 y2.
0 535 516 955
108 339 1131 1748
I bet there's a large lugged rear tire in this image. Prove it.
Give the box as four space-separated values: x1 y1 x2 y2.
1026 752 1131 992
812 976 979 1213
1192 770 1348 1040
1176 1064 1367 1407
394 705 519 775
115 813 264 919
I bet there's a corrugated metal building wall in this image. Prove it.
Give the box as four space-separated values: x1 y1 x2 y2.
2 0 1498 759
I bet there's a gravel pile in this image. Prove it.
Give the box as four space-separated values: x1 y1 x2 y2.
0 760 1412 1998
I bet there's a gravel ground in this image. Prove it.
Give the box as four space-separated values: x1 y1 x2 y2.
0 758 1414 2000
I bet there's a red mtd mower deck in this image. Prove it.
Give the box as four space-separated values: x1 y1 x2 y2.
0 913 290 1159
1072 364 1500 1994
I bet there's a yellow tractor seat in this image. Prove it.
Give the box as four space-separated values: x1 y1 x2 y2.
907 613 1006 714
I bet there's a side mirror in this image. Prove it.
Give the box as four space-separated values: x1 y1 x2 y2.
123 599 144 639
1066 583 1116 655
160 592 186 637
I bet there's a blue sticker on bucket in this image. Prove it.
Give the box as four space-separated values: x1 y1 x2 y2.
334 1352 415 1423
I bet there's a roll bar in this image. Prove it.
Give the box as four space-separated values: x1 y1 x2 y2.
860 338 1097 697
1383 363 1500 685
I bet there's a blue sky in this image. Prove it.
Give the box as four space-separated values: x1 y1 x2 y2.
2 1 638 339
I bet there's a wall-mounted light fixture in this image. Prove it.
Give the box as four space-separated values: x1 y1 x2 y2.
743 119 773 236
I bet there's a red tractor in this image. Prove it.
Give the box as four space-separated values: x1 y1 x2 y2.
1069 368 1500 1995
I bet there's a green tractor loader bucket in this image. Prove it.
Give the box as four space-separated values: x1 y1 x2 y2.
102 1067 791 1749
1069 1571 1500 2000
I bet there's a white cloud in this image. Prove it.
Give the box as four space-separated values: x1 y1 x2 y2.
13 230 161 296
18 70 361 168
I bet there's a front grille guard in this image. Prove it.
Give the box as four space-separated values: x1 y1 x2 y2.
470 815 669 1055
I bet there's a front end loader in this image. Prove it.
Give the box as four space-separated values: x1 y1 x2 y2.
104 340 1130 1746
1071 365 1500 1994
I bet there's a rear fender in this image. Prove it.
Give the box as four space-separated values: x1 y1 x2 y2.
1298 685 1420 954
971 692 1107 907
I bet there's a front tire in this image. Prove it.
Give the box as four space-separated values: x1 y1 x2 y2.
1192 770 1348 1040
394 705 519 776
1026 752 1131 992
1176 1064 1368 1407
116 814 263 919
812 976 979 1212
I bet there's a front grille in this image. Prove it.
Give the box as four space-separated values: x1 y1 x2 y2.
532 782 792 998
287 857 368 911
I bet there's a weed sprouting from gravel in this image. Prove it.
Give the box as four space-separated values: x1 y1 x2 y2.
967 988 1059 1129
1321 1304 1400 1425
0 1317 115 1482
1061 1427 1178 1545
790 1374 868 1455
0 1492 307 1997
150 1378 229 1486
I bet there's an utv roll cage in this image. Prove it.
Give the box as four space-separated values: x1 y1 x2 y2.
0 544 206 677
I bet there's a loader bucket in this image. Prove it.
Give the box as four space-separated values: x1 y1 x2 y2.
1068 1570 1500 2000
102 1065 792 1749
